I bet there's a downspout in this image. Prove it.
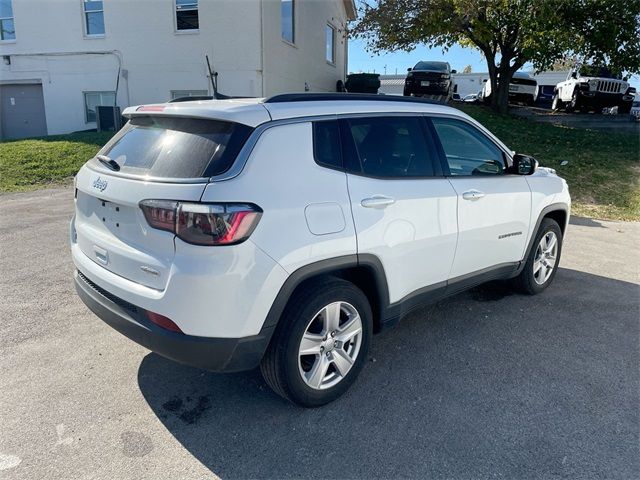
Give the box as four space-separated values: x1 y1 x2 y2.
259 0 265 97
344 25 349 82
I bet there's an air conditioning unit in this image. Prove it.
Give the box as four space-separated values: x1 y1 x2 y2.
96 106 123 132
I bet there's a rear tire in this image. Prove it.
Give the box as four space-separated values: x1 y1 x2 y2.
260 278 372 407
514 218 563 295
619 102 632 114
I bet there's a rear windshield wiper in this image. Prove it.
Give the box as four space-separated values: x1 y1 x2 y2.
96 154 120 172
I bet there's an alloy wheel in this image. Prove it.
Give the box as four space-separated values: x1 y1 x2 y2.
298 301 363 390
533 231 558 285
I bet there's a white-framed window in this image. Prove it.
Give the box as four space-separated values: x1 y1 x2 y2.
83 0 105 36
170 90 208 100
281 0 294 44
0 0 16 41
84 91 115 123
175 0 198 31
325 23 336 64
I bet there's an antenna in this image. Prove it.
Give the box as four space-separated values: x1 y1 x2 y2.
206 54 219 98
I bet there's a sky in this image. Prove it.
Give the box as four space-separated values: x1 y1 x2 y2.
348 39 494 76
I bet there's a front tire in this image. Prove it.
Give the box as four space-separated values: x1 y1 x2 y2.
260 278 373 407
566 89 581 113
514 218 563 295
618 102 632 114
551 93 563 111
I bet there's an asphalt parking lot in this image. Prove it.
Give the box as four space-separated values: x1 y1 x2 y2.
1 186 638 480
511 106 640 134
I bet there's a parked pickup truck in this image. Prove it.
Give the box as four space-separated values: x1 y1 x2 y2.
482 72 537 106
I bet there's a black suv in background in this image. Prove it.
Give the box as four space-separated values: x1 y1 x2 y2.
404 61 456 100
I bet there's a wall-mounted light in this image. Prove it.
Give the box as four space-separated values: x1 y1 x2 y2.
2 55 10 65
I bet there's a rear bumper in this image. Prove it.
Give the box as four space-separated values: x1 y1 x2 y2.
75 270 273 372
508 92 535 101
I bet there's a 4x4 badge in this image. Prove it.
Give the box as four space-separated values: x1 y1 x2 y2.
92 177 108 192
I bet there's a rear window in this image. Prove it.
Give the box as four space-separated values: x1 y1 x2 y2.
342 116 439 178
93 116 253 178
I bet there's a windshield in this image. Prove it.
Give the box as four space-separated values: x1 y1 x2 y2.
92 116 252 178
413 61 448 72
579 65 622 79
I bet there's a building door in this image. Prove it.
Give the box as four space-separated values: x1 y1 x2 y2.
0 84 48 139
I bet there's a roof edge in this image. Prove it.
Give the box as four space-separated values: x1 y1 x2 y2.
343 0 357 21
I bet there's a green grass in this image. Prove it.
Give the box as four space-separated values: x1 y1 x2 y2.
0 131 113 192
1 109 639 220
458 105 640 221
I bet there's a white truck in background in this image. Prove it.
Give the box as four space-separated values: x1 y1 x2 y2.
552 65 636 114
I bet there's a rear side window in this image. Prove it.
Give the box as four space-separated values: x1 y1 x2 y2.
342 116 438 178
94 116 252 178
431 118 505 176
313 120 342 169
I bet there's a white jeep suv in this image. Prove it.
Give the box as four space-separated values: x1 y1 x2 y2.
553 66 636 113
71 94 571 407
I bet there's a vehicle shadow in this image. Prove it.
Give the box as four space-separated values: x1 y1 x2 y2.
569 216 607 228
137 268 639 479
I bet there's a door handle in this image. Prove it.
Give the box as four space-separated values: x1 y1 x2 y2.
361 196 396 209
462 190 486 201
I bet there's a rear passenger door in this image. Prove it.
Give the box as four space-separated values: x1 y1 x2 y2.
430 117 531 279
341 115 458 305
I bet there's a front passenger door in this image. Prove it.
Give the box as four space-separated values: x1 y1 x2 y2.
430 117 531 280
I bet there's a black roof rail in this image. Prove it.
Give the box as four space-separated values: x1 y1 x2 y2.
264 93 447 105
168 93 256 103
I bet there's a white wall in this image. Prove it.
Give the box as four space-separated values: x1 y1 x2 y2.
0 0 351 136
262 0 349 94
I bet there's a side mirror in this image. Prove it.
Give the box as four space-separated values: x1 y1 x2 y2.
451 69 457 74
482 79 487 83
571 72 577 79
510 154 538 175
407 67 412 72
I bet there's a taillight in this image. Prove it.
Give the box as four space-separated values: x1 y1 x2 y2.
139 200 262 246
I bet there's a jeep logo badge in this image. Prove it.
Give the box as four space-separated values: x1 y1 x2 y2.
92 177 108 192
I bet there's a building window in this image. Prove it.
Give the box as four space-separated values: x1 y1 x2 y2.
176 0 198 31
83 0 105 36
170 90 208 100
0 0 15 41
84 91 115 123
281 0 294 44
326 24 335 64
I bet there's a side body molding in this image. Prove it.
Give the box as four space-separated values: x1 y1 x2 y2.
259 202 570 341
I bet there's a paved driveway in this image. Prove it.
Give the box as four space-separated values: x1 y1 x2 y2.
1 187 638 479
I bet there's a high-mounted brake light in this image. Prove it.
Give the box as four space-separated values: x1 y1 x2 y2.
136 105 166 112
139 200 262 246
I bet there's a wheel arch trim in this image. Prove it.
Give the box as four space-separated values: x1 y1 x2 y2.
261 254 390 334
514 202 569 276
